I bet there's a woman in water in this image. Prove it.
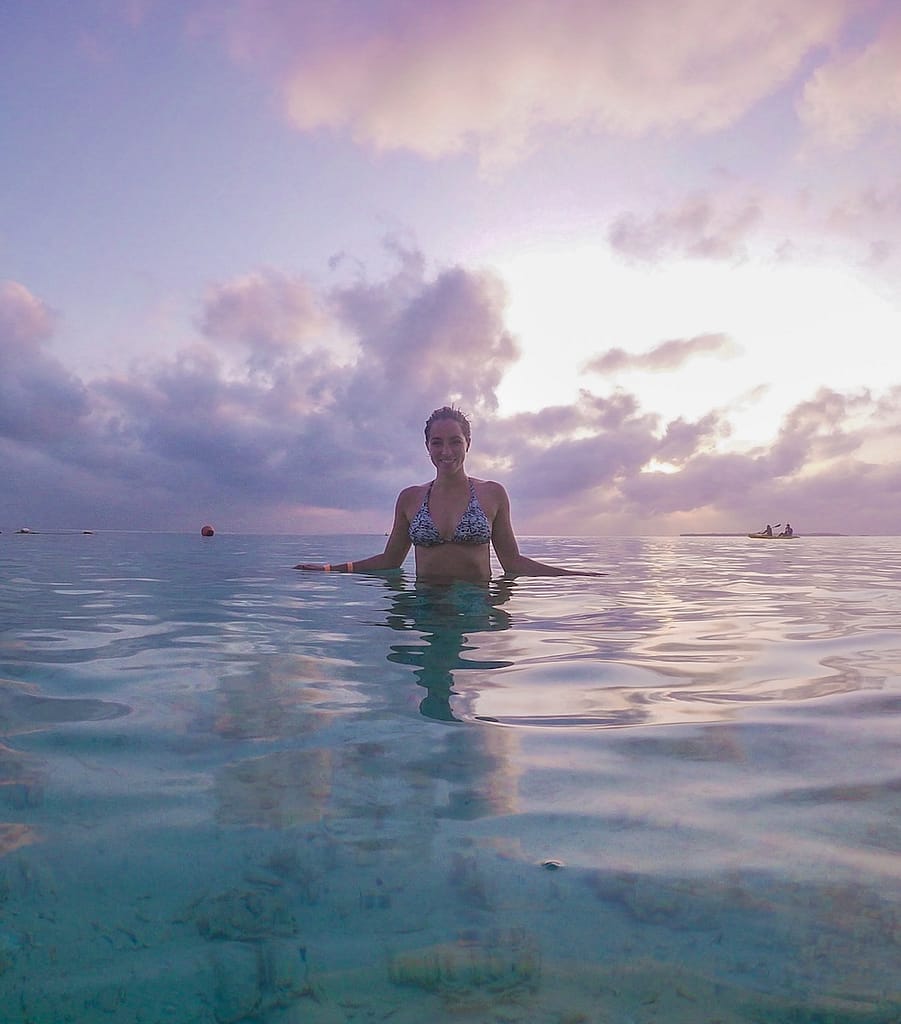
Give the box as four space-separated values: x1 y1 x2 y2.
295 405 602 581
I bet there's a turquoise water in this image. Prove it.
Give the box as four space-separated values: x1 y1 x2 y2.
1 532 898 1023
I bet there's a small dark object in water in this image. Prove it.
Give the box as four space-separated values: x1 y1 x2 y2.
201 525 215 537
541 859 564 870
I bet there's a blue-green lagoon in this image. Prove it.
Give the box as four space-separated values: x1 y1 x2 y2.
1 532 898 1022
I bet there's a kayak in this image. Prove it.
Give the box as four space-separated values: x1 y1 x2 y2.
748 532 799 539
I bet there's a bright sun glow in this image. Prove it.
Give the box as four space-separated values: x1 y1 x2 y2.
493 245 898 452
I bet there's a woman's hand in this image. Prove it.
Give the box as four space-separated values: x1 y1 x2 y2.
293 562 355 572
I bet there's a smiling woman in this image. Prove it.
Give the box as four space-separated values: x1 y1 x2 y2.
294 405 605 581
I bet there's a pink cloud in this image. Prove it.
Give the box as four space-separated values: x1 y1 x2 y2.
204 0 852 164
0 281 56 350
200 269 333 354
825 184 901 268
798 9 901 147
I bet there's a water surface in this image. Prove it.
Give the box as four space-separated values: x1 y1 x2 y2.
1 532 898 1022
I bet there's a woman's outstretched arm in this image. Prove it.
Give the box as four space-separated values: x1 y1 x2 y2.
490 485 605 577
294 491 413 572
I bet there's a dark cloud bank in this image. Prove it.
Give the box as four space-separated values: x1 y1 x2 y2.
1 251 898 536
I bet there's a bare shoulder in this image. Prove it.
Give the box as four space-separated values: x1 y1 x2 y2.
398 483 428 499
470 477 507 495
397 483 429 514
470 478 509 513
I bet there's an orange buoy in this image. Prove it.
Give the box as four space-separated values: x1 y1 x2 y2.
201 525 215 537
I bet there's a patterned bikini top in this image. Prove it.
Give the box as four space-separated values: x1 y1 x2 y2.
408 479 492 548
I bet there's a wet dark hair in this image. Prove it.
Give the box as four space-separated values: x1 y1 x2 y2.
424 405 471 444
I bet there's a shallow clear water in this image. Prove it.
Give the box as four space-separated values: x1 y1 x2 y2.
1 532 898 1023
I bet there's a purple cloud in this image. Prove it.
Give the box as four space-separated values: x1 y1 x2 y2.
0 281 89 442
2 251 899 535
608 195 762 263
586 333 738 375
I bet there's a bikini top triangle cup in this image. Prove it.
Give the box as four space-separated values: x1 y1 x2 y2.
408 478 492 547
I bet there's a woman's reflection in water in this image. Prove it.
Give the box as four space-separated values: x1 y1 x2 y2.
381 577 517 721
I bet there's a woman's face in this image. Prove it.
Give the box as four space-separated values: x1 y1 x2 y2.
426 418 469 474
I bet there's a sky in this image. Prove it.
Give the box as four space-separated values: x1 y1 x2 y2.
2 0 900 537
